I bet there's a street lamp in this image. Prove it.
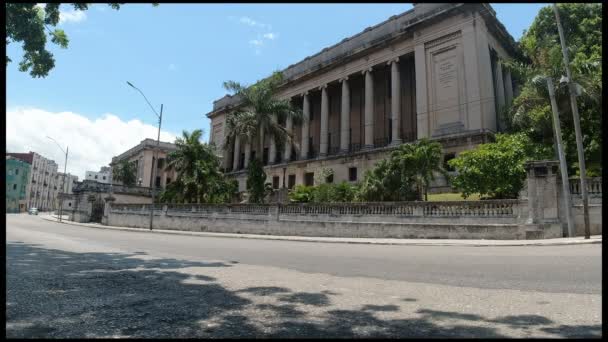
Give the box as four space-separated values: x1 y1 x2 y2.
47 136 68 223
127 81 163 231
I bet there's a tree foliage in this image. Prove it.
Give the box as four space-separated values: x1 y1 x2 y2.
288 182 358 203
245 158 272 204
112 160 136 187
222 71 303 162
448 133 551 199
159 129 237 204
505 3 602 174
357 139 444 202
6 3 157 78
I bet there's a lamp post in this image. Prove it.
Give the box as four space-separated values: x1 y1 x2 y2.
47 136 68 223
127 81 163 231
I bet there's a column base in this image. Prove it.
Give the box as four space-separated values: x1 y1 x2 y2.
340 149 349 155
390 139 403 147
319 153 327 158
363 144 374 151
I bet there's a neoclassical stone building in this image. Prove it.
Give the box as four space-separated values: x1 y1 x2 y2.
207 3 518 192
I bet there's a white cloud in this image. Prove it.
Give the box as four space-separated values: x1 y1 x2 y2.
249 39 263 47
6 107 178 181
263 33 277 40
59 8 87 24
168 63 177 71
239 16 271 30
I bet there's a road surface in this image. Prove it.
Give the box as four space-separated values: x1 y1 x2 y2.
6 214 602 338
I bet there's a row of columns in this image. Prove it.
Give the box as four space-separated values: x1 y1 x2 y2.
232 57 405 172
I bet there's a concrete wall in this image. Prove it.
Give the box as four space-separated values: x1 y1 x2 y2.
106 200 560 240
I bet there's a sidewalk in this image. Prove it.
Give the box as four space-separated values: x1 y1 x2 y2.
41 214 602 247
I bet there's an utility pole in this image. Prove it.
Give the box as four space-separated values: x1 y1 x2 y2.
553 4 590 238
47 136 68 223
126 81 163 232
149 104 163 231
546 77 574 237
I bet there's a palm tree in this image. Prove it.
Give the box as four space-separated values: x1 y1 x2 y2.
163 129 235 203
222 71 304 163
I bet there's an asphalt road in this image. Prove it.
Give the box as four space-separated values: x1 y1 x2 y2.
6 214 603 338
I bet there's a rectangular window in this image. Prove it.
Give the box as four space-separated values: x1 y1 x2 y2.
15 169 19 175
102 176 106 180
263 148 269 165
444 153 456 172
94 175 98 179
304 172 314 186
349 167 357 182
272 176 280 189
166 178 171 184
155 176 161 187
13 184 17 190
326 174 334 183
288 174 296 189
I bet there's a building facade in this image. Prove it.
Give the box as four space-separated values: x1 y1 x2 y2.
207 3 518 192
6 156 32 213
7 152 60 211
110 138 178 190
85 166 111 184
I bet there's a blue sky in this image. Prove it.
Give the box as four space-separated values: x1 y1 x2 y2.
6 3 549 179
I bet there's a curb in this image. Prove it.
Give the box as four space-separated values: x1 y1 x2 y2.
40 215 602 247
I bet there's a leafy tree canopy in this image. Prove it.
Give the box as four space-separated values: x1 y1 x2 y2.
6 3 157 78
505 3 602 174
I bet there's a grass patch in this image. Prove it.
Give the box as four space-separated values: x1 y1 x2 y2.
427 192 481 201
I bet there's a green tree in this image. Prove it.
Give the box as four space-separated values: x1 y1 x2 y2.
505 3 602 174
112 160 137 187
161 129 236 203
357 139 443 202
6 3 157 78
222 71 303 163
448 133 551 199
245 158 273 204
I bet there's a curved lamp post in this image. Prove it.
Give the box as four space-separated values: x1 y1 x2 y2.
126 81 163 231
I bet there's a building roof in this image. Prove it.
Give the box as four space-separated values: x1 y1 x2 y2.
6 152 34 164
206 3 518 118
111 138 178 165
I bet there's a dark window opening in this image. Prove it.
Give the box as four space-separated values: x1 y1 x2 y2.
68 202 72 207
272 176 280 189
13 184 17 190
155 176 161 187
444 153 456 172
102 176 106 180
15 169 19 175
239 153 245 170
251 151 256 162
288 174 296 189
304 172 314 186
167 178 172 184
263 148 269 165
349 167 357 182
326 174 334 183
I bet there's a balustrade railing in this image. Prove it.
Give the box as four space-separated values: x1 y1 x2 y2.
569 177 602 195
111 200 521 218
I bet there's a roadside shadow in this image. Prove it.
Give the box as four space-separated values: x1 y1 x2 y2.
6 242 602 339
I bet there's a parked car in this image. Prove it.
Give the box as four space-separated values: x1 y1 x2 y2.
28 207 38 215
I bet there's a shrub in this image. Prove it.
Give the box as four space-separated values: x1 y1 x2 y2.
288 185 315 203
448 133 551 199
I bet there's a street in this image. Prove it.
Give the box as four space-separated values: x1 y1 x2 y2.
6 214 602 338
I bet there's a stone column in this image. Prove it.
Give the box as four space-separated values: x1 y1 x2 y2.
414 43 428 139
363 67 374 149
259 126 265 164
340 77 350 153
300 92 310 159
389 58 402 145
319 84 329 157
232 136 240 171
244 142 251 168
494 60 506 131
504 68 513 105
284 115 293 162
269 116 277 165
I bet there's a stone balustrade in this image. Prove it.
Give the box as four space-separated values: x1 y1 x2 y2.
569 177 602 196
111 200 521 219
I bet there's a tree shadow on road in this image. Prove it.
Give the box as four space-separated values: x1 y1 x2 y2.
5 242 602 339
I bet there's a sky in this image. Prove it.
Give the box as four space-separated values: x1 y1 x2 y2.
6 3 549 180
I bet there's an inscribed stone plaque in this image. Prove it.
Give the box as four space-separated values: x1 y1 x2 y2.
432 47 460 126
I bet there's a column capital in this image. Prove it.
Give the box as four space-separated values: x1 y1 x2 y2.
301 90 309 97
387 57 400 66
318 84 328 91
361 67 373 75
339 76 349 83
